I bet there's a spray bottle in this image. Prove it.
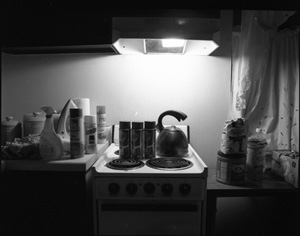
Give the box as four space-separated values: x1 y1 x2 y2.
39 106 64 160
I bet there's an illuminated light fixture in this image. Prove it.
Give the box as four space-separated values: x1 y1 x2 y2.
112 14 221 56
144 39 186 54
162 39 185 48
113 37 219 55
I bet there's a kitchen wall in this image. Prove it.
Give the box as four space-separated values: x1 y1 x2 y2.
1 11 232 168
1 53 230 167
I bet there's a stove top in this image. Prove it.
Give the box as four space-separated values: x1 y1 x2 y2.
93 143 207 176
145 157 193 170
106 159 145 170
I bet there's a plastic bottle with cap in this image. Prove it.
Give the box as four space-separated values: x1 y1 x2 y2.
39 106 64 160
97 106 107 144
247 128 268 181
70 108 85 159
84 115 97 154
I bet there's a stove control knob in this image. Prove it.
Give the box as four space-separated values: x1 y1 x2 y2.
126 183 138 195
144 183 155 194
179 183 191 195
108 183 120 195
161 183 173 195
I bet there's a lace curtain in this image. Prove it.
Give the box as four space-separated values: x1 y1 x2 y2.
231 10 299 151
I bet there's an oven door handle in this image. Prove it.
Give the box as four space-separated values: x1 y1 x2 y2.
101 203 198 212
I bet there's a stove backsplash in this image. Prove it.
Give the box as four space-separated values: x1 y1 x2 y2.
2 52 230 167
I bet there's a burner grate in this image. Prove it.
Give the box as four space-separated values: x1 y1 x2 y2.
146 157 193 171
106 159 145 170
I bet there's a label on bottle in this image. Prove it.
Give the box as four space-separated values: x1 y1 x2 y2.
39 137 55 157
132 129 144 159
97 114 106 125
119 129 131 159
85 123 97 154
70 117 85 159
97 113 106 144
144 129 156 158
97 125 106 144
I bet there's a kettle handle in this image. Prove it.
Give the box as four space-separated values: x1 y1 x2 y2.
156 110 187 133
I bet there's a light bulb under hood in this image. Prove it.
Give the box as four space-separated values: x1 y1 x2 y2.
162 39 185 48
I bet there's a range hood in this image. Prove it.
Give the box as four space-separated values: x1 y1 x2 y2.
2 9 221 55
112 14 220 55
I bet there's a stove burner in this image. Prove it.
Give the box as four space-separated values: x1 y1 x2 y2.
106 159 145 170
146 157 193 170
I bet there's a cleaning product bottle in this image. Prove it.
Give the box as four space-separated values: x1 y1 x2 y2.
97 106 106 144
144 121 156 159
247 128 268 181
39 106 64 160
70 108 85 158
131 122 144 160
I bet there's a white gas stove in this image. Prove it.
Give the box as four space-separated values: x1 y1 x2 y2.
92 142 207 236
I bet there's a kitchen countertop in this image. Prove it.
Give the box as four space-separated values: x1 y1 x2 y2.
207 165 299 196
2 142 109 172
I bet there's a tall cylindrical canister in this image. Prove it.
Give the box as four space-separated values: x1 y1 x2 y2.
97 106 106 144
84 115 97 154
144 121 156 159
70 108 85 159
1 117 22 145
216 151 246 185
132 122 144 159
247 128 268 181
23 112 45 137
119 121 131 159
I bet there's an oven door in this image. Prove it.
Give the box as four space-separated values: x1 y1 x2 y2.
96 199 203 236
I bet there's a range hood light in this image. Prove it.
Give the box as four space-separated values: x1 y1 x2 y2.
162 39 185 48
144 39 185 54
113 38 219 55
113 14 221 55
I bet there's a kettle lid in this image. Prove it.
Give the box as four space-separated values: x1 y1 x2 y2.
165 125 183 132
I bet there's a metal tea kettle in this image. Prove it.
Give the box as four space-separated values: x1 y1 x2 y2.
156 110 189 157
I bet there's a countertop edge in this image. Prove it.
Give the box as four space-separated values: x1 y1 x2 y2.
207 167 299 195
3 142 110 172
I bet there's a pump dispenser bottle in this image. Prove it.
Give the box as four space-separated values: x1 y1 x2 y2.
39 106 64 160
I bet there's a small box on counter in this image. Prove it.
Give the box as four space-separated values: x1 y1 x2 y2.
272 150 299 188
